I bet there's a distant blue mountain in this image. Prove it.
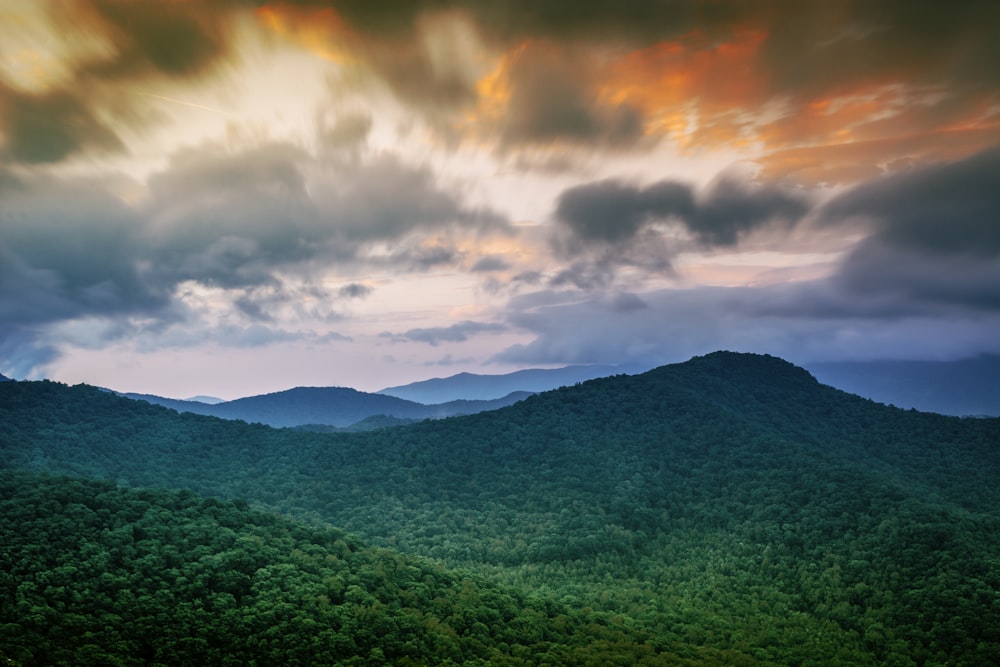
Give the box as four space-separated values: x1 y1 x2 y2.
378 364 649 403
121 387 532 428
184 395 225 405
0 373 10 382
806 355 1000 417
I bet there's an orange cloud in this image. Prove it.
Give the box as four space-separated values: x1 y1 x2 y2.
758 125 1000 184
255 4 356 63
600 29 770 148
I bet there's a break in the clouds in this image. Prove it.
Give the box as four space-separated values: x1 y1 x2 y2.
1 1 998 395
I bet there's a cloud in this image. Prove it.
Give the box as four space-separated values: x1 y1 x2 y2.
495 283 1000 369
0 137 508 371
329 157 507 242
554 176 809 252
554 179 694 243
71 1 235 80
338 283 373 299
0 173 166 330
382 320 507 346
818 147 1000 314
470 255 511 272
0 2 240 165
0 84 125 163
491 42 645 149
823 146 1000 256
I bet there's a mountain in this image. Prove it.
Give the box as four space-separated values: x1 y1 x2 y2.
377 363 647 403
3 352 999 665
806 355 1000 416
184 394 224 404
122 387 532 428
0 373 10 381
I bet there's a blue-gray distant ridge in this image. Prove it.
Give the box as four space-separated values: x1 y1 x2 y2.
377 363 649 404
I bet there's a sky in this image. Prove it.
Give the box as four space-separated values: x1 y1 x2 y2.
1 0 998 399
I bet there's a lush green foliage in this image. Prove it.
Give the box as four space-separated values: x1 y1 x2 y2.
2 352 999 665
1 471 695 666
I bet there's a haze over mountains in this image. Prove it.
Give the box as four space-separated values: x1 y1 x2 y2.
106 355 1000 431
377 363 649 403
806 356 1000 417
121 387 533 429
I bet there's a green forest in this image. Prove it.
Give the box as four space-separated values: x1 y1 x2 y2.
2 352 999 665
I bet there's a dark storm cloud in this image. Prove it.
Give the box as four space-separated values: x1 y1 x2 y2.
555 177 808 247
819 147 1000 313
555 180 693 243
0 174 166 326
382 320 507 347
823 147 1000 257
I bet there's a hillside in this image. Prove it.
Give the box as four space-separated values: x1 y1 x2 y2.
2 352 999 665
378 363 646 403
122 387 532 428
0 471 682 666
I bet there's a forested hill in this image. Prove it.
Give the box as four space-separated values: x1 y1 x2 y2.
0 471 681 666
121 386 532 428
2 351 1000 664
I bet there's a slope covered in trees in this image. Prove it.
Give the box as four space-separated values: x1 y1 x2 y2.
0 471 691 666
2 352 999 665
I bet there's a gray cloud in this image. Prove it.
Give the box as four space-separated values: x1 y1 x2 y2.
499 43 645 149
331 157 507 241
0 2 239 166
471 255 511 272
0 85 125 164
382 320 507 346
72 1 234 80
555 177 808 248
338 283 373 299
495 283 1000 369
821 147 1000 313
0 139 509 370
823 146 1000 257
0 174 166 328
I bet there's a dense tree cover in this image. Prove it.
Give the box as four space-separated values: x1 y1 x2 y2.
1 471 704 666
2 352 999 665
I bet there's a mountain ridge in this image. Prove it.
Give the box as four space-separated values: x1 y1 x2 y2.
377 363 648 403
122 385 533 428
3 351 998 664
